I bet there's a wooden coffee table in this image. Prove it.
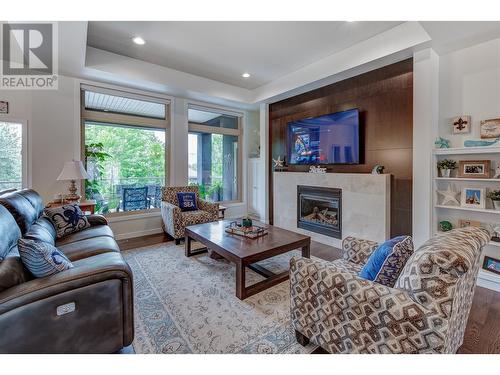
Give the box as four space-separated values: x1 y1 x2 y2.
185 220 311 300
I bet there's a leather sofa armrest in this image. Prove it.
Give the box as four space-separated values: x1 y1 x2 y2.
86 214 108 226
0 252 132 314
0 252 134 351
341 236 379 266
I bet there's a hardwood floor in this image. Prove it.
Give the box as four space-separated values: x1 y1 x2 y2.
118 233 500 354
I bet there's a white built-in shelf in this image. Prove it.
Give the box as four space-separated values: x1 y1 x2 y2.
435 177 500 182
478 269 500 292
435 205 500 215
434 146 500 155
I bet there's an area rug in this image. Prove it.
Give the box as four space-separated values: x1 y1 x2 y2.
122 242 318 354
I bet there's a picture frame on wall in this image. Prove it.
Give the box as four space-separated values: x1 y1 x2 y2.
458 160 491 179
458 219 482 228
460 187 486 209
480 118 500 139
482 256 500 275
452 115 471 134
0 101 8 114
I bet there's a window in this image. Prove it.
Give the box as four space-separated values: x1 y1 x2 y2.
188 107 242 202
81 86 169 214
0 121 27 191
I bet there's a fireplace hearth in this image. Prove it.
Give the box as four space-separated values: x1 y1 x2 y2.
297 185 342 238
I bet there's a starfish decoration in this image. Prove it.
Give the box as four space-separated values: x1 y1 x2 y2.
272 156 284 169
437 185 460 206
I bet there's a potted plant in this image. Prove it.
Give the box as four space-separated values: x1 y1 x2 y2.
437 159 457 178
241 214 253 228
488 190 500 210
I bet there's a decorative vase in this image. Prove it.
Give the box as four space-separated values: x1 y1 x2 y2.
242 217 253 228
439 168 451 178
493 200 500 211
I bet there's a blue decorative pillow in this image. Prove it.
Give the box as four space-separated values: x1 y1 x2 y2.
44 204 90 239
18 239 73 278
177 192 198 211
360 236 414 287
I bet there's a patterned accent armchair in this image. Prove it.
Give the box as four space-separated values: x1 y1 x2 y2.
161 186 219 244
290 227 490 354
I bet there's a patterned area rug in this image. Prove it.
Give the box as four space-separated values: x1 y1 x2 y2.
122 242 317 354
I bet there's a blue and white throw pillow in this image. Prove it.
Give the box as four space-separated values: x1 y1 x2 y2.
177 192 198 212
18 239 73 278
360 236 414 287
44 204 90 239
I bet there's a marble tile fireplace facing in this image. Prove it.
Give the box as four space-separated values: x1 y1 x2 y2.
273 172 391 248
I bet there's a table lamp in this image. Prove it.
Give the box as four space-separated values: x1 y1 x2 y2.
57 160 90 202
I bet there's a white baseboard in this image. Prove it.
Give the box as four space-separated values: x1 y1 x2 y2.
477 269 500 292
114 228 164 241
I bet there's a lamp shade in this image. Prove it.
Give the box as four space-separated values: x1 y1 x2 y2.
57 161 90 181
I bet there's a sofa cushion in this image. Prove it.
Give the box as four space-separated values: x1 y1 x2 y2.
16 189 45 218
57 236 120 261
24 217 57 246
0 190 42 235
177 192 198 211
0 205 21 260
360 236 413 286
18 239 73 278
0 248 31 293
395 227 490 317
44 204 91 239
56 225 114 246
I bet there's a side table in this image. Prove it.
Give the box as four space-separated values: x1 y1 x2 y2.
46 199 97 214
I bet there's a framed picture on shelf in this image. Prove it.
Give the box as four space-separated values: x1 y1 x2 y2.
458 219 482 228
458 160 491 179
452 115 471 134
482 256 500 275
460 187 486 209
480 118 500 139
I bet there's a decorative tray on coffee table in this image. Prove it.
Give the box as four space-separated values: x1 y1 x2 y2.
225 222 268 239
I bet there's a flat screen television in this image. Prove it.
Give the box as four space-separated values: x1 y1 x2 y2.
287 108 360 165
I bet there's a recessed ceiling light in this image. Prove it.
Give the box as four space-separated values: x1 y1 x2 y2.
132 36 146 45
242 72 250 78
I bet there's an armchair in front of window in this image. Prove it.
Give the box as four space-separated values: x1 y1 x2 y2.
160 186 219 245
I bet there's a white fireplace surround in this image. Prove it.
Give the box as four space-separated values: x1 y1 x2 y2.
273 172 391 248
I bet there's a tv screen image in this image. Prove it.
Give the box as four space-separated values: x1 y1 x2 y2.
287 108 360 165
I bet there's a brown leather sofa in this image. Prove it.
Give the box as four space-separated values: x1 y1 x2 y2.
0 189 134 353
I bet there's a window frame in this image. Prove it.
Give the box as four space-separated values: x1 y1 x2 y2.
80 85 170 217
0 119 29 191
187 105 243 204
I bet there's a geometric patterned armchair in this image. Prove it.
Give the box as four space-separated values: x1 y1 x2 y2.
290 227 490 354
161 186 219 244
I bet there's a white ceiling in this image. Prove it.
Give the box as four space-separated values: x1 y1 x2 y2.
420 21 500 54
68 21 500 108
87 21 402 89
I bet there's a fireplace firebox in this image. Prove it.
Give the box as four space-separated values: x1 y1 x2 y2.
297 185 342 238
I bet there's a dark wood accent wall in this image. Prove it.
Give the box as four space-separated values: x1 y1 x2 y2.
269 59 413 236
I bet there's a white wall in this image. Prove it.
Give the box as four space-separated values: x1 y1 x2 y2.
439 38 500 147
0 75 251 239
438 37 500 289
413 48 440 248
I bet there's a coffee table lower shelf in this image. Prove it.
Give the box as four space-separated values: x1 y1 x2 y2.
185 223 310 300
